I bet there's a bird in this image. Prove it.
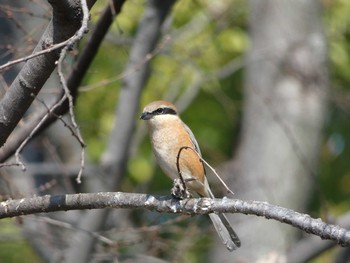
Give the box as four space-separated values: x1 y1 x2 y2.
140 100 241 251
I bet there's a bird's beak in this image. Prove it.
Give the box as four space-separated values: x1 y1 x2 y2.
140 112 152 120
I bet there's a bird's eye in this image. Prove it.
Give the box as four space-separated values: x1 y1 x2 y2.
156 108 164 114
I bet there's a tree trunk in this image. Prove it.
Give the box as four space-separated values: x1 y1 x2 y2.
215 0 329 261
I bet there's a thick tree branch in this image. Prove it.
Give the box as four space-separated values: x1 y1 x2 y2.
0 0 127 163
0 192 349 247
0 0 88 147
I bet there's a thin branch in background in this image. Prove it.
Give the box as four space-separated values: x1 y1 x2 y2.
106 214 190 235
41 137 75 193
0 3 50 20
107 0 117 16
100 0 176 184
0 74 9 92
170 56 244 113
176 146 235 196
266 99 316 176
35 179 57 194
54 0 90 184
0 0 126 165
0 166 55 200
13 94 68 171
79 34 172 92
29 216 116 246
37 97 84 150
254 76 331 216
0 39 70 73
0 162 20 168
0 0 97 149
0 5 32 37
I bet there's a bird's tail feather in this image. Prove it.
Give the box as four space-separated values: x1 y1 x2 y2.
208 213 241 251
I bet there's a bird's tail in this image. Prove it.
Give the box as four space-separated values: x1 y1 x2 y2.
208 213 241 251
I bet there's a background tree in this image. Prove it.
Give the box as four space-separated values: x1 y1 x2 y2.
214 0 329 261
0 0 349 263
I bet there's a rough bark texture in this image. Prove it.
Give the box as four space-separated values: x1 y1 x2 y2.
0 0 84 147
0 193 349 246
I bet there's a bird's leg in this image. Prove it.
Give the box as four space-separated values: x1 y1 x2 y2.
171 178 191 199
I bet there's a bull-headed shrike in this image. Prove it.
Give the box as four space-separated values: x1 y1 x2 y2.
140 100 241 251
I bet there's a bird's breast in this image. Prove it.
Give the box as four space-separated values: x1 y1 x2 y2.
150 128 180 180
149 125 205 186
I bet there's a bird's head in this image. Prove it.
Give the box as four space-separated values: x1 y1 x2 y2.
140 100 179 128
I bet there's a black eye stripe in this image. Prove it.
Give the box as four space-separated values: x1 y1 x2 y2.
152 107 177 116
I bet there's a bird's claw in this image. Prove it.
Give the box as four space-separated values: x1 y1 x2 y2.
171 178 191 199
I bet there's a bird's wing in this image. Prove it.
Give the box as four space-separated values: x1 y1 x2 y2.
183 122 202 156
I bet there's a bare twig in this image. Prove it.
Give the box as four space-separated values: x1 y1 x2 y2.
38 99 84 146
29 216 115 246
175 146 189 194
56 0 89 184
0 39 70 73
13 94 68 171
78 35 171 92
14 0 88 183
0 0 126 164
0 0 93 147
176 146 234 196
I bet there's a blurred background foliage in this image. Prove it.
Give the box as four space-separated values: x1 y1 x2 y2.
0 219 41 263
77 0 350 215
1 0 350 262
77 0 248 193
319 0 350 216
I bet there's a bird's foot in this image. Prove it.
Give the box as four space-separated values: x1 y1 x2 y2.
171 178 191 199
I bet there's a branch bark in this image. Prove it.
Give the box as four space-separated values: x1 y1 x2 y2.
0 0 108 163
286 212 350 262
0 193 349 247
0 0 90 147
